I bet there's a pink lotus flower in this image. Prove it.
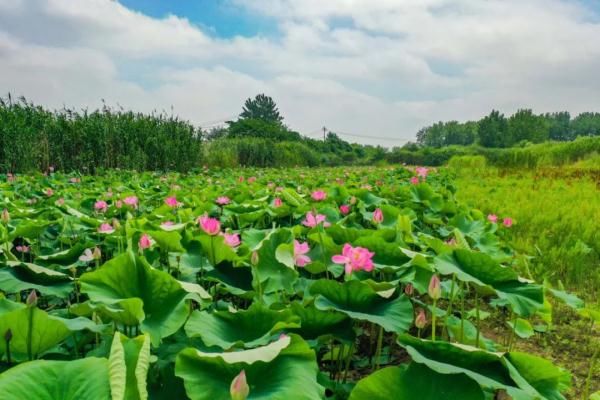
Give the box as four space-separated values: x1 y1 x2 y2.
372 208 383 224
223 232 241 248
487 214 498 223
124 196 138 209
165 196 180 208
95 200 108 213
161 221 175 228
198 214 221 236
238 176 245 183
293 240 311 267
410 176 419 185
139 233 152 250
302 212 330 228
404 283 414 296
415 308 427 329
98 223 115 234
503 217 513 228
15 245 30 253
216 196 230 206
311 190 327 201
79 247 101 262
428 274 441 300
115 200 123 209
55 197 65 206
332 243 375 275
230 370 250 400
273 197 283 208
339 204 350 215
248 176 257 183
45 188 54 197
416 167 429 178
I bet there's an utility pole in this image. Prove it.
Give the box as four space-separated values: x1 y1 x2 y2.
322 126 327 141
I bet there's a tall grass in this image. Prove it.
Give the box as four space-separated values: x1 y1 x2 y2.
0 96 203 172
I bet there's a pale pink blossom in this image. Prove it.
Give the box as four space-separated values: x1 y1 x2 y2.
339 204 350 215
248 176 257 183
293 240 311 267
428 275 441 300
410 176 420 185
139 233 152 250
416 167 429 178
487 214 498 223
311 190 327 201
45 188 54 197
198 214 221 235
123 196 138 209
373 208 383 224
79 247 101 262
1 208 10 224
503 217 513 228
15 245 30 253
161 221 175 228
95 200 108 213
331 244 375 275
223 232 241 248
216 196 230 206
273 197 283 208
230 370 250 400
165 196 180 208
98 223 115 234
302 212 330 228
415 308 427 329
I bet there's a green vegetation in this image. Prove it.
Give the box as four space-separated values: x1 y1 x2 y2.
1 167 596 399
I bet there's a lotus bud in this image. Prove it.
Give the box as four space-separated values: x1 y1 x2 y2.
404 283 414 296
415 308 427 329
112 218 121 230
92 247 102 260
428 274 441 300
251 251 259 266
139 233 152 250
372 208 383 224
230 370 249 400
1 208 9 224
4 328 12 342
26 290 38 307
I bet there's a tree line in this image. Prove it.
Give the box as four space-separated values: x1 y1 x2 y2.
415 109 600 148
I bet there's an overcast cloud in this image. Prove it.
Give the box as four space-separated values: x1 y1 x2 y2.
1 0 599 146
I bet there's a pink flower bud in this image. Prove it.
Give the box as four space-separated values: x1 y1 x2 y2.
139 233 152 250
273 197 283 208
230 370 250 400
339 204 350 215
502 217 513 228
428 274 442 300
487 214 498 223
372 208 383 224
1 208 9 224
26 290 38 307
404 283 414 296
415 308 427 329
251 251 259 266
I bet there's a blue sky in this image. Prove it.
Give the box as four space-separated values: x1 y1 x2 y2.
1 0 599 146
119 0 278 38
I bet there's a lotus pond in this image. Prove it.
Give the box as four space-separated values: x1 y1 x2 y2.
0 167 595 399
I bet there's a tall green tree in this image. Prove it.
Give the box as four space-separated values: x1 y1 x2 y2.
239 94 283 125
544 111 571 141
478 110 508 147
507 109 549 145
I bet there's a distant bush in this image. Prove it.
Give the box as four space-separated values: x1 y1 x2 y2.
447 155 487 171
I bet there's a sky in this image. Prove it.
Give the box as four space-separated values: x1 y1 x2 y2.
1 0 600 146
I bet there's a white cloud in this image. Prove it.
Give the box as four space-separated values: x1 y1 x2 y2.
0 0 599 146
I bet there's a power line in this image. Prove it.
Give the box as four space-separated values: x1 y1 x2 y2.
306 127 415 143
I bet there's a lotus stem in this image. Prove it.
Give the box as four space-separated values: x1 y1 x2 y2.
460 282 466 342
583 346 598 400
507 311 517 351
432 298 437 341
342 340 355 384
374 325 384 370
210 235 216 267
443 274 457 340
317 227 330 279
27 304 34 361
475 291 481 348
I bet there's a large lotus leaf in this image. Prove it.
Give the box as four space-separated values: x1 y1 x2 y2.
448 213 486 239
349 363 484 400
505 352 570 400
435 249 543 316
175 334 324 400
254 228 298 293
310 280 413 333
446 315 497 351
109 332 151 400
398 335 560 400
205 262 254 295
0 261 73 297
8 219 51 240
35 243 92 266
198 234 238 266
185 303 300 349
147 230 185 253
80 251 199 345
287 302 354 344
0 357 111 400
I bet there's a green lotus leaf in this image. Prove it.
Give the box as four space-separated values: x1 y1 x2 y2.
287 302 354 344
0 261 73 297
310 280 413 333
0 357 111 400
175 334 324 400
36 243 92 266
505 352 571 400
198 234 238 266
185 303 300 349
109 332 151 400
398 335 568 400
349 363 484 400
435 249 543 316
147 230 185 253
254 228 298 294
80 251 197 345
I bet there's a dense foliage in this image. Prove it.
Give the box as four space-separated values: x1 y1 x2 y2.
1 167 596 399
416 109 600 148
